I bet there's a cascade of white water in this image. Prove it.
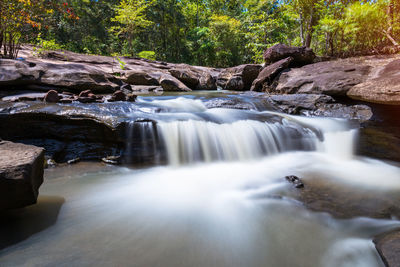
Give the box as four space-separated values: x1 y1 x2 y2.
125 98 359 165
157 119 318 165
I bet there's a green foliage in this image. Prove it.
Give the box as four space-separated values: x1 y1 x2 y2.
33 34 63 56
7 0 400 64
110 0 154 56
138 51 156 60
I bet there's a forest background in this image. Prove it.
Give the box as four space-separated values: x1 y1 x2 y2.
1 0 399 67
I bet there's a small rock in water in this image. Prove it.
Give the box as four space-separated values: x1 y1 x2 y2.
285 175 304 189
79 90 93 98
45 158 57 168
44 90 60 103
102 155 121 165
77 96 96 103
127 93 137 102
109 90 127 102
67 157 81 164
59 98 73 103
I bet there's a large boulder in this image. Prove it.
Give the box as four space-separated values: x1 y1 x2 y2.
217 64 262 91
263 44 315 66
0 59 123 93
159 74 192 92
122 68 161 86
348 59 400 105
271 61 371 96
0 141 45 210
169 65 217 90
251 57 293 92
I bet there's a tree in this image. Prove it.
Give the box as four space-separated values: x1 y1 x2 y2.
110 0 154 56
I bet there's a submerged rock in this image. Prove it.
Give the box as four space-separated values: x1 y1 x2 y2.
0 141 45 210
285 175 304 189
374 229 400 267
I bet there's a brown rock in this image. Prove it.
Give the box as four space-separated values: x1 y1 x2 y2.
79 90 92 98
44 90 60 103
272 60 371 96
109 90 127 102
263 44 315 66
169 65 217 90
251 57 293 91
217 64 262 91
159 74 192 92
374 229 400 267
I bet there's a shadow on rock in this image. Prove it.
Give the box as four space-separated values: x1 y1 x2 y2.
0 195 65 251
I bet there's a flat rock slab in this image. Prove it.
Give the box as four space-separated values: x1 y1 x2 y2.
374 229 400 267
348 59 400 105
0 141 45 210
272 60 371 96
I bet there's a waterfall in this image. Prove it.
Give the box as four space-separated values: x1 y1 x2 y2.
124 97 358 166
157 120 318 165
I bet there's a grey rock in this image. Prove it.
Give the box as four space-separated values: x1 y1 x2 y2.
0 141 45 210
348 59 400 105
272 61 371 96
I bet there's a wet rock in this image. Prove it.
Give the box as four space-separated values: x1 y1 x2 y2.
204 98 255 110
357 104 400 162
263 44 315 66
272 60 371 96
289 177 400 219
109 90 127 102
251 57 293 92
217 64 262 91
0 141 45 210
348 59 400 105
45 158 57 168
265 94 373 122
127 93 137 102
374 229 400 267
285 175 304 189
44 90 60 103
78 90 92 98
77 96 96 103
2 93 46 102
59 98 73 103
102 155 122 165
67 157 81 164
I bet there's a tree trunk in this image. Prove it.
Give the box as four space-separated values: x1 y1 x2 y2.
299 13 304 46
305 8 315 48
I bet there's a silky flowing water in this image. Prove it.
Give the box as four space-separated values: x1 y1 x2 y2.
1 92 400 267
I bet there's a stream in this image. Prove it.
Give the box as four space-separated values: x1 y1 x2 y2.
1 92 400 267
